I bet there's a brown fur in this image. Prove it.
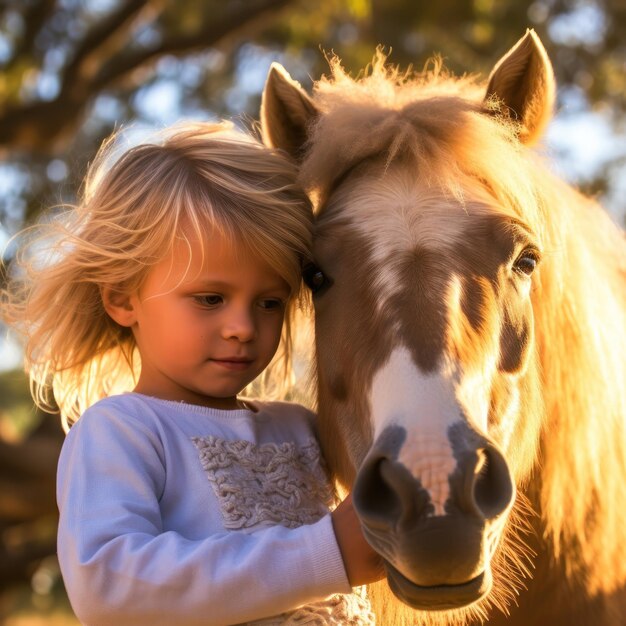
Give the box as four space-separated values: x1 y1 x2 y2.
263 36 626 625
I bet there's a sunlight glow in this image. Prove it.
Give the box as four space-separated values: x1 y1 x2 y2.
0 333 22 372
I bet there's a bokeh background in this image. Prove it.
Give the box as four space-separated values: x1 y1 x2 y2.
0 1 624 623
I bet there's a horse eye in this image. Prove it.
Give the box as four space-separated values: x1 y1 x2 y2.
514 250 540 276
302 263 329 294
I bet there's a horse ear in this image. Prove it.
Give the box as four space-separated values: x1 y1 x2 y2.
261 63 318 159
485 29 556 145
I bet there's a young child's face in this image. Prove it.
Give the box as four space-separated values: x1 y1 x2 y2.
128 230 291 409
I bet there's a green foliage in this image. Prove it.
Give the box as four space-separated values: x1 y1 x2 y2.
0 369 40 442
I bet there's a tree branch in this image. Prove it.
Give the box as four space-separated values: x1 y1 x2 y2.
4 0 56 67
92 0 292 89
0 0 295 154
60 0 151 88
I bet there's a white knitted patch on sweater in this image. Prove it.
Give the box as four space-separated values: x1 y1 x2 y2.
191 436 375 625
191 436 335 529
245 586 375 626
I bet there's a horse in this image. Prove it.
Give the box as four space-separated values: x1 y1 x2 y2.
260 30 626 625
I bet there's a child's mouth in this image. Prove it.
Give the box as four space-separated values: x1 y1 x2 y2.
211 357 254 370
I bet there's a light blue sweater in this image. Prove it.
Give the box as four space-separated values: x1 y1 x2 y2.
56 393 370 625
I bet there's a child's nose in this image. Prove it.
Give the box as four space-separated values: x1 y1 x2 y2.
222 307 256 342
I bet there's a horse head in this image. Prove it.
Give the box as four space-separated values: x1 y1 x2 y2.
262 31 555 617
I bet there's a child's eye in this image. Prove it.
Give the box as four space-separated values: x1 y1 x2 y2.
194 294 223 307
258 298 285 311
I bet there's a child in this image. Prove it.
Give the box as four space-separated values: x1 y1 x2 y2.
1 122 383 625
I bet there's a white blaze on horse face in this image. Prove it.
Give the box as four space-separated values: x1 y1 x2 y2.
327 167 469 309
370 346 462 516
445 275 496 434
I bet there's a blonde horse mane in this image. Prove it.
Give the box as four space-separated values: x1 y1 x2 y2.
291 52 626 597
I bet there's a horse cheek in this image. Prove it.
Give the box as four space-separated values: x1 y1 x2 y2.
314 301 373 483
498 302 533 373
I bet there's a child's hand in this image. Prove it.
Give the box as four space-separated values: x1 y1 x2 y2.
331 493 386 587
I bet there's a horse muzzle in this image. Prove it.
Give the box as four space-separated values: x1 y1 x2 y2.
352 423 514 610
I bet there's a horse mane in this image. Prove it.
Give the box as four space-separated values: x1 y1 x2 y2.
297 53 626 595
531 177 626 593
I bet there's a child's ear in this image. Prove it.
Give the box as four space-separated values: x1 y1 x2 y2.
101 286 137 327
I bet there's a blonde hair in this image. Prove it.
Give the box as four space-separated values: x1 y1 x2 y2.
2 121 313 430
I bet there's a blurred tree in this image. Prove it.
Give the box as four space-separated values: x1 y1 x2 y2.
0 0 301 154
0 368 63 594
0 0 301 228
0 0 624 235
0 0 624 599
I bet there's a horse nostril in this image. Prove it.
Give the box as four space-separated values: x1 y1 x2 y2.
354 457 428 528
353 458 401 527
470 446 514 520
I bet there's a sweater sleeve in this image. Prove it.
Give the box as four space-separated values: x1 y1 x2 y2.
56 406 351 626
